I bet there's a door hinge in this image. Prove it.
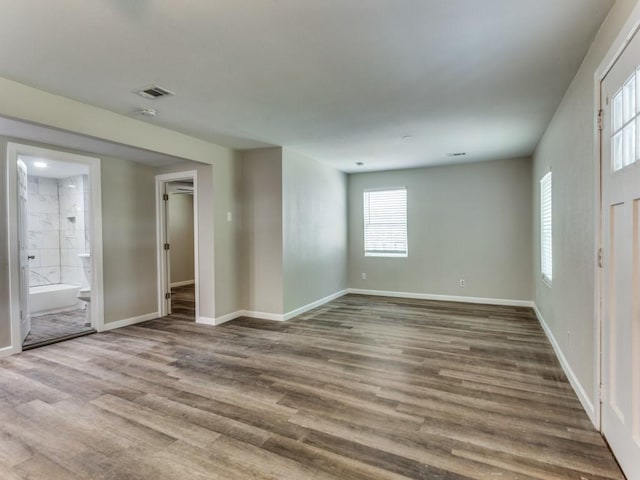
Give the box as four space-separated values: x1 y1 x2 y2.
165 292 171 300
599 383 605 402
597 109 604 131
598 247 604 268
164 243 170 251
163 193 169 201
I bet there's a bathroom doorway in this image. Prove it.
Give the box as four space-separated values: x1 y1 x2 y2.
7 143 104 351
156 171 199 321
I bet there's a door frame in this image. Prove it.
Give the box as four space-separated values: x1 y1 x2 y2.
6 142 105 354
155 171 199 320
594 1 640 431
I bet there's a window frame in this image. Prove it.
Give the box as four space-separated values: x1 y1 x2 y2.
540 171 553 286
363 186 408 258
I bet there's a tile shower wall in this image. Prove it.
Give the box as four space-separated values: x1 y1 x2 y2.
27 174 89 287
28 176 61 286
59 175 90 285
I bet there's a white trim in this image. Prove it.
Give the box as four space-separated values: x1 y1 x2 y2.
196 316 217 326
532 304 597 427
0 345 21 358
242 310 285 322
6 143 105 352
170 280 195 288
591 2 640 432
155 171 200 323
283 290 349 320
347 288 534 308
101 312 159 331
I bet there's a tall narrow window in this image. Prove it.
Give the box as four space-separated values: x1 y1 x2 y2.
540 172 552 284
363 187 407 257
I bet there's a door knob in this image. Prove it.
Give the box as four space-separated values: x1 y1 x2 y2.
27 255 35 260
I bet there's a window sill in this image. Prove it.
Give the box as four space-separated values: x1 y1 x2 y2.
365 253 408 258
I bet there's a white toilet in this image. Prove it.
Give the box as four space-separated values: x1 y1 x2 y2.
77 253 91 326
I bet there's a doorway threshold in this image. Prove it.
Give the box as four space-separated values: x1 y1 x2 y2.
22 329 96 351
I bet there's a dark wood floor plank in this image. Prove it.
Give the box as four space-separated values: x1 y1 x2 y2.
0 289 625 479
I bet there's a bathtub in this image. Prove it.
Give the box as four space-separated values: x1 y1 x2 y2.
29 283 81 315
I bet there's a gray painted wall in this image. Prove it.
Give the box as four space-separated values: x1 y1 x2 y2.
168 193 195 285
0 140 11 348
156 156 244 320
101 157 158 323
0 137 159 341
241 148 284 315
212 152 243 318
348 157 533 301
282 149 347 312
532 0 638 401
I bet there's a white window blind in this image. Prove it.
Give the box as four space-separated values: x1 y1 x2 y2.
540 172 552 283
363 187 407 257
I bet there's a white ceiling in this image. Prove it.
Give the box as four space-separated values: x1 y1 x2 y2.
0 0 614 172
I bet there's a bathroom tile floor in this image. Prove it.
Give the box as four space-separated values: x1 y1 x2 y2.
23 308 95 350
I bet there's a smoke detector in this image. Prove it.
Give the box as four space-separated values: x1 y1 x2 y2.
133 85 175 100
137 108 157 117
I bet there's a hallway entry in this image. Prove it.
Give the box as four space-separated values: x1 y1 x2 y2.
156 171 199 321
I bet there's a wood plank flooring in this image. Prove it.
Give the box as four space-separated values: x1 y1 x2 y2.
23 309 94 350
0 293 625 479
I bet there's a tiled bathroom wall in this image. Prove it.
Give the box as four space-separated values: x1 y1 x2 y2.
27 174 90 287
59 175 90 285
28 176 61 286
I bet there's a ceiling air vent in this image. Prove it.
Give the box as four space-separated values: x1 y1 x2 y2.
134 85 175 100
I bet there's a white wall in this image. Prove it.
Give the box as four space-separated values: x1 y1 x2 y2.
348 157 533 301
282 149 347 312
241 148 284 315
168 193 195 285
532 0 640 411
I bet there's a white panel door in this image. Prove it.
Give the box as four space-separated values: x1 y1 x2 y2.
601 29 640 480
16 159 31 342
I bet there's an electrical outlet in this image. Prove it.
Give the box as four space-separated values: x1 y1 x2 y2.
361 273 367 280
459 279 465 287
227 211 233 222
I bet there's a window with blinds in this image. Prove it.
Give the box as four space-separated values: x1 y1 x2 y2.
363 187 408 257
540 172 552 284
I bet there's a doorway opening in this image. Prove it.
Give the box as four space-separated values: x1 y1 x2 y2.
156 171 199 321
7 143 104 351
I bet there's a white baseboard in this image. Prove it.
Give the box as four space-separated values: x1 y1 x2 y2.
197 310 283 325
210 311 243 325
532 304 597 427
102 312 159 331
196 316 216 326
347 288 534 308
0 345 21 357
242 310 285 321
283 289 349 320
170 280 195 288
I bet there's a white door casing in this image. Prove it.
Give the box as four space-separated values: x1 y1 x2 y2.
155 171 199 321
601 28 640 480
164 182 172 315
16 159 30 342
